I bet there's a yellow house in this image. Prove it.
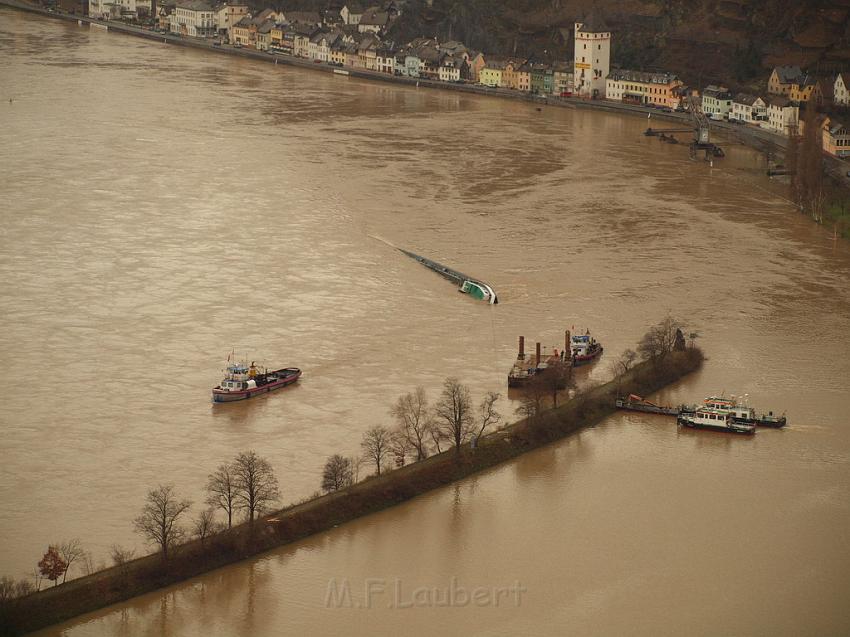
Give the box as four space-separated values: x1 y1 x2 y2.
231 17 254 47
790 77 822 104
480 59 506 87
821 116 850 158
768 66 802 96
515 63 532 92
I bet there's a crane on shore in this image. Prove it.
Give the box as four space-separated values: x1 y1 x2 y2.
643 99 724 160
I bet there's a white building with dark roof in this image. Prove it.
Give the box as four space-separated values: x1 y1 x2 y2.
573 15 610 98
834 73 850 107
605 69 681 108
730 93 767 123
170 0 217 37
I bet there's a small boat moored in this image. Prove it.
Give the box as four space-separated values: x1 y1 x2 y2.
212 359 301 403
678 406 756 435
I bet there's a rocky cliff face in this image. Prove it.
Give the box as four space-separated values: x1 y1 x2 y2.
387 0 850 89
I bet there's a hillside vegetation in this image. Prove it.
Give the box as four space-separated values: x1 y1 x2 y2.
282 0 850 89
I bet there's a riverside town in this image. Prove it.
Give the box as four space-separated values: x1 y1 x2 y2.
2 1 850 636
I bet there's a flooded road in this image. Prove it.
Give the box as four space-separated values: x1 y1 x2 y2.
2 9 850 635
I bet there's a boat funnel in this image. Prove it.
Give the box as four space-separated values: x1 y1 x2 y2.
535 342 541 367
518 336 525 360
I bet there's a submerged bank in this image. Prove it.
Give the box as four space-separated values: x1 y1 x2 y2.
0 349 703 636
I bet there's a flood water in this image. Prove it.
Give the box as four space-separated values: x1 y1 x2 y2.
2 9 850 635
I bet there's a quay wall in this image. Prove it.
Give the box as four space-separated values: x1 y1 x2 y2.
0 349 704 635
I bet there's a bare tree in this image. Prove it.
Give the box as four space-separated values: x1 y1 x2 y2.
434 377 473 451
193 509 217 548
637 316 683 363
516 374 547 423
539 359 571 408
110 544 135 584
361 426 392 476
348 455 363 483
133 484 192 560
389 428 411 467
233 450 280 523
56 539 85 584
322 455 353 492
391 387 432 460
427 419 447 454
206 462 238 528
0 576 32 603
14 579 34 599
473 392 502 442
612 349 638 375
29 568 43 593
0 576 15 604
81 551 96 576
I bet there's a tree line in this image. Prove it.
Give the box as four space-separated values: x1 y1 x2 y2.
322 378 502 492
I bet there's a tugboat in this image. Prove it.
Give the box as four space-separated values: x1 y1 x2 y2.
570 330 603 366
702 396 787 428
212 359 301 403
677 406 756 435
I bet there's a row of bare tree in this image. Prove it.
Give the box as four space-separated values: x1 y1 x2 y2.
321 378 502 493
0 450 282 600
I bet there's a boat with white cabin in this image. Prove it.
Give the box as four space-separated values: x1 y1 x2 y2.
702 395 787 428
677 406 756 435
212 359 301 403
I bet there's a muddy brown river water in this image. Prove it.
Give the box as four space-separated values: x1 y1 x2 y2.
2 9 850 635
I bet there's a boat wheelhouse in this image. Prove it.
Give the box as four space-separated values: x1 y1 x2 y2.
570 331 603 366
678 406 756 435
212 360 301 403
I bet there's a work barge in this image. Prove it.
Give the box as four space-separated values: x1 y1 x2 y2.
508 330 603 387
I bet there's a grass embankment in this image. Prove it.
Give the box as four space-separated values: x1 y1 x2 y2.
0 348 703 635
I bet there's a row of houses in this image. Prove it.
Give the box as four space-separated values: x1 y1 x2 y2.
92 1 849 158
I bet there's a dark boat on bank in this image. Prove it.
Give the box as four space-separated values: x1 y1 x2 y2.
212 360 301 403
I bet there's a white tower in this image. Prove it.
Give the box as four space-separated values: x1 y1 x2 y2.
573 17 611 98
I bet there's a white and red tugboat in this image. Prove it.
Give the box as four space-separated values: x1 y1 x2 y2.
212 359 301 403
570 330 603 366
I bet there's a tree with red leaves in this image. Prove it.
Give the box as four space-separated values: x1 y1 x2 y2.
38 546 67 587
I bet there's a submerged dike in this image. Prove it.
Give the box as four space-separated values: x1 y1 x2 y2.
0 349 703 636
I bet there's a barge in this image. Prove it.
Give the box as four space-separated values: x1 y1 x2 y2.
212 360 301 403
615 394 680 416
